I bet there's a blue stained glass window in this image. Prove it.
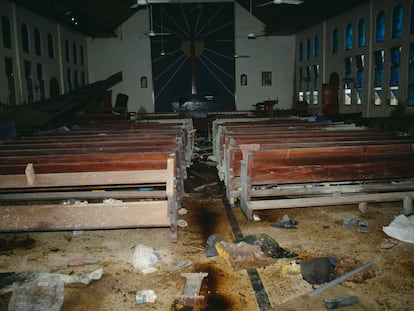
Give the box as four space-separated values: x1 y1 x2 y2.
408 43 414 106
355 55 364 88
345 23 352 50
392 5 403 38
376 11 385 42
299 41 303 61
332 28 338 54
306 38 311 60
358 19 366 47
314 36 319 58
390 46 401 86
374 50 384 87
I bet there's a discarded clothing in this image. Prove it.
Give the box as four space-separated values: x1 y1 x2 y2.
237 233 298 259
205 234 223 257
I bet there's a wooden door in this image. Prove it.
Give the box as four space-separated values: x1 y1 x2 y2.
322 83 339 115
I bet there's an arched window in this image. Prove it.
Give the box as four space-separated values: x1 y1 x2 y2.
345 23 352 50
47 33 54 59
390 46 401 106
34 28 41 56
73 42 77 64
314 36 319 58
299 41 303 61
21 23 29 53
332 28 338 54
376 11 385 42
392 4 403 38
65 40 70 62
358 19 366 47
80 45 84 65
306 38 311 60
2 16 12 49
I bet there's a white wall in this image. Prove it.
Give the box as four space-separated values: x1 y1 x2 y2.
87 1 296 113
87 10 153 114
0 0 88 106
296 0 414 118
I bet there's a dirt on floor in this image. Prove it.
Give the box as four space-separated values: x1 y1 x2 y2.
0 158 413 311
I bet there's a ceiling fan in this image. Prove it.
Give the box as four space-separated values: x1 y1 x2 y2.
143 4 171 37
257 0 303 7
130 0 170 9
247 0 266 39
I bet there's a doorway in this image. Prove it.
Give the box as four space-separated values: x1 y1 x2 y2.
322 72 339 115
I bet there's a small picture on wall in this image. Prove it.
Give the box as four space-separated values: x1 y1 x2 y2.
262 71 272 86
140 76 147 88
240 74 247 86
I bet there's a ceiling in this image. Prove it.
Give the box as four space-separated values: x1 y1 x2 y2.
11 0 370 37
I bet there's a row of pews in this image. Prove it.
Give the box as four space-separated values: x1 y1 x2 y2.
212 118 414 220
0 119 195 242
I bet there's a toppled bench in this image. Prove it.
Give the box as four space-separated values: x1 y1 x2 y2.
240 144 414 220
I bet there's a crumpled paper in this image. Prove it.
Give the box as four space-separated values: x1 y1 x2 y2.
382 215 414 244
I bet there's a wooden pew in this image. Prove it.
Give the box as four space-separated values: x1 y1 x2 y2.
239 144 414 220
0 121 194 242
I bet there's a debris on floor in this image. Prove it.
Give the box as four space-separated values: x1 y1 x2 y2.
128 244 160 273
205 234 223 257
8 280 64 311
237 233 298 259
0 269 103 295
67 258 100 267
270 214 298 229
298 257 337 286
136 289 157 304
175 272 208 307
324 295 359 309
379 238 398 249
382 214 414 243
215 241 275 270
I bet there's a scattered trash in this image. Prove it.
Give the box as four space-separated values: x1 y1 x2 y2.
324 295 359 309
177 219 188 228
335 257 375 283
252 214 261 221
238 233 298 259
298 257 337 287
0 269 103 295
215 241 275 270
380 238 398 250
128 244 160 273
383 214 414 244
173 260 192 271
102 198 123 204
193 182 218 191
358 202 368 214
178 208 188 216
136 289 157 304
271 214 298 229
281 261 301 275
175 272 208 307
72 230 84 236
68 258 99 267
205 234 223 257
342 218 359 228
358 220 369 233
8 281 64 311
